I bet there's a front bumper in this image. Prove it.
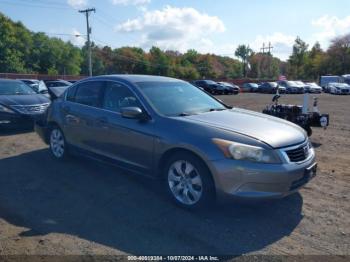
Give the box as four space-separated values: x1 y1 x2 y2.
209 151 316 202
34 120 50 144
0 112 38 128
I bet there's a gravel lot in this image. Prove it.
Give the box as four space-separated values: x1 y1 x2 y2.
0 93 349 257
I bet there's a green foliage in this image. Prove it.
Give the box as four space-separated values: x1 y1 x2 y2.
2 11 349 81
286 35 350 80
235 45 253 77
249 53 281 79
0 13 83 75
287 37 309 79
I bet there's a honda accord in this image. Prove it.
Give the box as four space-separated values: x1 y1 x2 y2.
35 75 317 209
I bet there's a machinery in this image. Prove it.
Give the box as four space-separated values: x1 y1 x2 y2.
262 91 329 136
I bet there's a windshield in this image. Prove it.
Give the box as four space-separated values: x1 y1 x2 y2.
137 81 226 116
286 81 297 86
249 83 258 88
295 81 304 85
0 81 37 95
335 83 349 88
307 83 317 87
219 82 233 87
268 82 278 87
204 80 217 85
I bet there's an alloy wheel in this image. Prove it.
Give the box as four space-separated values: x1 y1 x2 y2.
167 160 203 205
50 128 65 158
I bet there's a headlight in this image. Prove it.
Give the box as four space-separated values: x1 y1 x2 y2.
0 104 15 114
212 138 281 164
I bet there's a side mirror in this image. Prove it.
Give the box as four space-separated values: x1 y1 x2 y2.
121 107 144 119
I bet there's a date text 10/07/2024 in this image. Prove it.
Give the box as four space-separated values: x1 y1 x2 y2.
127 256 220 261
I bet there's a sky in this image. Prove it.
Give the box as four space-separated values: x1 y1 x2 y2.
1 0 350 61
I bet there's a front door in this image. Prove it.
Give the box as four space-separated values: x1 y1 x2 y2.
96 81 154 174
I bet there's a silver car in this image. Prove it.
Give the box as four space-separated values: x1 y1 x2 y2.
35 75 317 209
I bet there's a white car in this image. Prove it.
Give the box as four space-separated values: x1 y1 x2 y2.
328 82 350 95
305 82 322 93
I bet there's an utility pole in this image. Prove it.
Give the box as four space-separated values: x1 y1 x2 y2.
79 8 96 77
260 42 274 78
260 42 274 54
267 42 273 54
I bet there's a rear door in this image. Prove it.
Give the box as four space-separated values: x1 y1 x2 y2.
61 81 106 151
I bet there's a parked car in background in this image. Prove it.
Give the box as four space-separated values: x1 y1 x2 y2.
294 81 308 93
320 76 340 90
341 74 350 85
278 80 304 94
44 80 72 99
258 82 282 93
19 79 50 98
35 75 316 209
304 82 322 93
0 79 50 128
192 80 226 95
217 82 240 95
242 83 259 92
44 80 72 88
327 82 350 95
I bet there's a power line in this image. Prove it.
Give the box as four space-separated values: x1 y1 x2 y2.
44 32 86 38
79 8 96 77
0 0 71 10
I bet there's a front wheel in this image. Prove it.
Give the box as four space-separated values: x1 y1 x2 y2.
49 127 69 160
164 153 215 209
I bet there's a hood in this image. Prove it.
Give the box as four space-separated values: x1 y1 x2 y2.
184 108 306 148
0 94 50 106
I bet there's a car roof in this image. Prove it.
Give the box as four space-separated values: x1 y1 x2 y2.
89 74 183 84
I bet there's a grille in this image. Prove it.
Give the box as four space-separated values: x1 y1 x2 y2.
285 144 309 162
11 103 49 114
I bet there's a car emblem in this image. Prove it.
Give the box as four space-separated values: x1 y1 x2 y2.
303 146 309 156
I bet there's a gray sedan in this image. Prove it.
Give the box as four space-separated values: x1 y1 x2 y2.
35 75 317 209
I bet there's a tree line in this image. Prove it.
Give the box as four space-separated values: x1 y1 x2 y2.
1 12 349 81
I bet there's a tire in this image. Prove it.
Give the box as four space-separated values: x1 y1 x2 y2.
49 126 69 160
305 126 313 137
163 152 215 209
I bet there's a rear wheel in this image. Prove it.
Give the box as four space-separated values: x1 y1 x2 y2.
164 153 215 209
49 127 69 160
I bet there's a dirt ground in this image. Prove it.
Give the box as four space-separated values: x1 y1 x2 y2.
0 93 349 257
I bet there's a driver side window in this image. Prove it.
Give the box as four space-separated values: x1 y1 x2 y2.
102 82 141 113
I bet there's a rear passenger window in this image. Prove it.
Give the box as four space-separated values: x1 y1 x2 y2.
74 81 104 107
102 82 141 113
